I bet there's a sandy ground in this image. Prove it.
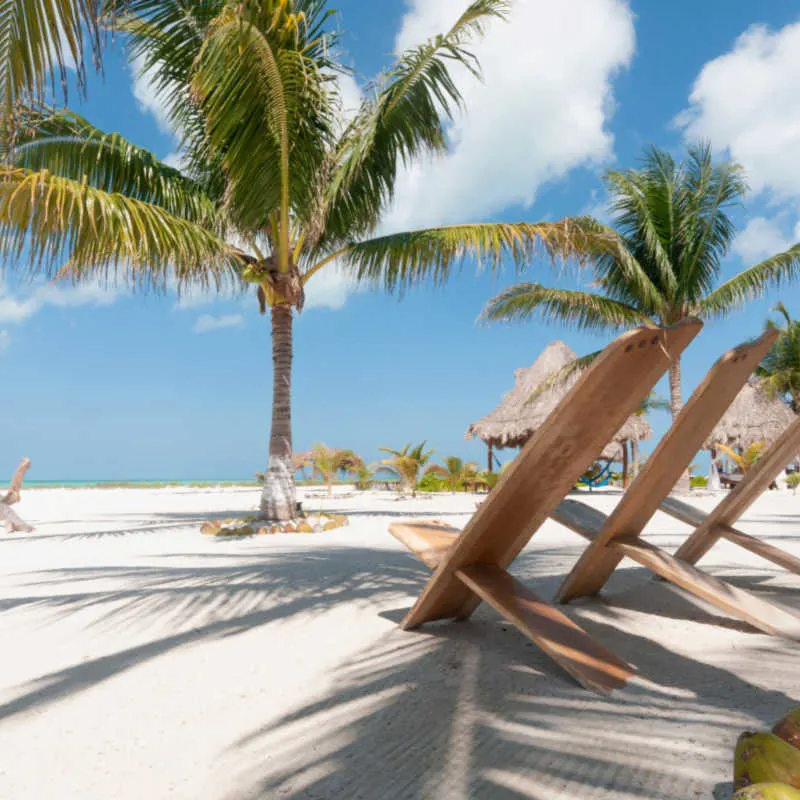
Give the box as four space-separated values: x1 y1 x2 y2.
0 485 799 800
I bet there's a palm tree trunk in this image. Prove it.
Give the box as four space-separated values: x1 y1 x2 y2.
259 304 297 521
669 357 691 494
631 437 640 478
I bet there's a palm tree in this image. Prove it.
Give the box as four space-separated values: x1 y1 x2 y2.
756 303 800 413
379 441 435 497
484 144 800 423
0 0 579 521
716 442 766 474
425 456 479 492
309 443 360 497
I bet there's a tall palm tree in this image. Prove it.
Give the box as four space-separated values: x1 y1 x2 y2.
756 303 800 413
0 0 578 521
379 441 435 497
425 455 479 493
484 144 800 423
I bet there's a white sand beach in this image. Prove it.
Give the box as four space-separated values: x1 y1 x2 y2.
0 485 799 800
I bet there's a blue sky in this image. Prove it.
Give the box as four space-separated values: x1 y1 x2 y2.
3 0 800 480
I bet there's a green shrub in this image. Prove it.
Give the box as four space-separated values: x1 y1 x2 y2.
786 473 800 494
416 473 447 493
690 476 708 488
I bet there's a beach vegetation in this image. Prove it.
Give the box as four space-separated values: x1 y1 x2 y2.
424 456 480 493
0 0 595 522
757 303 800 413
716 441 767 474
378 441 435 496
484 144 800 488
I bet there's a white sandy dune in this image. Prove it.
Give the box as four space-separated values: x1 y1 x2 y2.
1 485 799 799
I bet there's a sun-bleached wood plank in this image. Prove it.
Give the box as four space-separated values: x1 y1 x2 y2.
401 320 702 631
456 564 633 694
675 416 800 565
389 521 460 570
554 332 777 603
660 497 800 576
614 536 800 640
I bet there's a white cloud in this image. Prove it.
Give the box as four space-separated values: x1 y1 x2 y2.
303 261 366 311
0 280 118 324
382 0 635 231
733 216 800 263
679 21 800 199
0 330 10 350
130 55 173 134
193 313 246 334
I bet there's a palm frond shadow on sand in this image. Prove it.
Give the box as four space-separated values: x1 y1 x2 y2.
3 544 800 799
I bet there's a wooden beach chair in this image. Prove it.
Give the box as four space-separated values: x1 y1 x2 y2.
660 415 800 576
552 330 800 641
389 320 702 694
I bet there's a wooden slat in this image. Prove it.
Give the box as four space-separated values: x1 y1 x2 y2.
401 321 702 630
614 536 800 640
659 496 707 527
675 416 800 565
389 521 460 570
660 497 800 576
456 564 633 694
555 332 777 604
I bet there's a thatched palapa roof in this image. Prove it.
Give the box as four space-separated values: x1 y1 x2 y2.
704 380 796 451
465 341 653 460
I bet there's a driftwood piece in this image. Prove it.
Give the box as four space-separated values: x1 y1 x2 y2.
1 458 33 532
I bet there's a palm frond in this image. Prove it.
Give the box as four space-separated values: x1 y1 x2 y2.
10 106 222 228
0 166 243 291
192 0 337 245
700 243 800 317
482 283 651 332
319 0 508 248
343 221 596 293
0 0 100 121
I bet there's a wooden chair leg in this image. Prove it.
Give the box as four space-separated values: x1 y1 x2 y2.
553 332 777 603
456 564 634 694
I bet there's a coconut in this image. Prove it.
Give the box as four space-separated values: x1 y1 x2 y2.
774 709 800 752
735 733 800 791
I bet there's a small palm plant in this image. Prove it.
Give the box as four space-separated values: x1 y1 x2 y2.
425 456 480 493
716 442 767 474
309 444 360 497
757 303 800 413
379 442 435 497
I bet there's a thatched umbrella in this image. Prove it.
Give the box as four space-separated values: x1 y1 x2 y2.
703 380 796 455
466 341 653 483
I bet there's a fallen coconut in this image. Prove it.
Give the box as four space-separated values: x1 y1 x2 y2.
200 521 221 535
735 733 800 791
774 709 800 753
733 784 800 799
295 521 313 533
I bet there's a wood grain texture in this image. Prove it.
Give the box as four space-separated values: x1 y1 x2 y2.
456 564 633 694
401 320 702 631
614 536 800 640
555 332 777 603
552 499 800 639
660 497 800 576
389 521 460 570
675 416 800 565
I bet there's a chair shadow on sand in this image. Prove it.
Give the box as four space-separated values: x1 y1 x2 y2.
1 536 799 799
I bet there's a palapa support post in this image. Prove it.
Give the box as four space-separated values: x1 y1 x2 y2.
1 458 34 532
389 320 701 694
